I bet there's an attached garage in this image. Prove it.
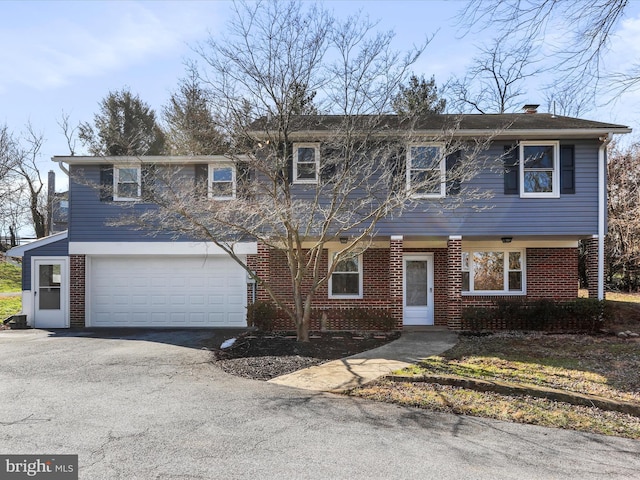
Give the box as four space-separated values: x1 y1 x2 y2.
88 256 247 327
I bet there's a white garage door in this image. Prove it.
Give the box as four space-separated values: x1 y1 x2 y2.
89 256 247 327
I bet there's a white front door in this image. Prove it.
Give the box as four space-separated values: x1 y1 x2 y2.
403 254 434 326
33 258 68 328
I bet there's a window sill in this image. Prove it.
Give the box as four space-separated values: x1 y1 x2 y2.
113 197 141 202
328 294 363 300
520 192 560 199
462 291 526 296
293 180 319 185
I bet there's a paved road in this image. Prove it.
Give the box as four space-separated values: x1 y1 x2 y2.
0 329 638 480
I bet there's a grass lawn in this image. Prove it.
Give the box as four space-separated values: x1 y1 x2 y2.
0 296 22 320
0 262 21 293
350 292 640 439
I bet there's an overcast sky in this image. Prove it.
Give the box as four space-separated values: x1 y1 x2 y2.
3 0 640 197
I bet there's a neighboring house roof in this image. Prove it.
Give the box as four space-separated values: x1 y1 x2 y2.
5 231 68 258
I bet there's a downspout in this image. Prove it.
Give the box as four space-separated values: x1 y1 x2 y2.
597 133 613 300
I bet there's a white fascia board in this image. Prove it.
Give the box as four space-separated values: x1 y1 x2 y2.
52 155 252 165
5 231 68 258
68 241 258 256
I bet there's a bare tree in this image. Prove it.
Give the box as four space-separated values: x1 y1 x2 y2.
544 83 593 118
101 0 497 341
459 0 632 96
57 111 79 156
606 141 640 291
0 123 48 241
12 124 48 238
446 38 541 114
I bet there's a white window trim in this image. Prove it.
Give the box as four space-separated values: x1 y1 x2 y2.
208 164 236 200
406 143 446 198
519 141 560 198
462 249 526 296
293 143 320 184
328 251 363 299
113 165 142 201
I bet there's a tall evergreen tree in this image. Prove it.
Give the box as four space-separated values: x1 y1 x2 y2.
392 74 446 116
163 70 226 155
79 88 165 156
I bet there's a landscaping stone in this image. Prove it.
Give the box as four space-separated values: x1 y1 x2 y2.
618 332 629 338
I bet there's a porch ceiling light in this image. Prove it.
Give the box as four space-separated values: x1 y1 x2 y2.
501 237 513 244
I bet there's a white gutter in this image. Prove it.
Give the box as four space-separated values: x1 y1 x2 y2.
598 133 613 300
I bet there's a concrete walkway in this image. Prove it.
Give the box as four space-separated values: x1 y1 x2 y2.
268 329 458 392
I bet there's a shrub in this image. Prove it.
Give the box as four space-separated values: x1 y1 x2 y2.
343 308 396 331
462 298 609 333
246 301 278 332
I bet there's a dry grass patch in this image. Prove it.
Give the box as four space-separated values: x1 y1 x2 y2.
402 333 640 405
352 380 640 439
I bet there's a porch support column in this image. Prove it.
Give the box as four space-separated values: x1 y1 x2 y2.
254 241 271 302
389 235 404 330
69 254 86 328
586 236 603 300
447 236 463 330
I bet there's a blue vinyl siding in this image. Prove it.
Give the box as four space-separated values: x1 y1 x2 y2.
67 139 600 242
375 140 599 236
22 237 69 290
69 165 185 242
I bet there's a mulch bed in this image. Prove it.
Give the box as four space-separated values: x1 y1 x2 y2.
210 331 400 381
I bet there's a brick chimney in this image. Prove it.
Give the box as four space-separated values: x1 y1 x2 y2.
522 104 540 114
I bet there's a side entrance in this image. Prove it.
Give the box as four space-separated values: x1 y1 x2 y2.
402 254 434 326
32 257 69 328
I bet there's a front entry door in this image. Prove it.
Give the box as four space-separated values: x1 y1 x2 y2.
403 255 434 326
33 258 68 328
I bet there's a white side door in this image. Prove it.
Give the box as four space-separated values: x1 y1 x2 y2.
33 257 69 328
403 254 434 326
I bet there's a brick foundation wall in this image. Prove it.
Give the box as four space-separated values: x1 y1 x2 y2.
69 255 86 328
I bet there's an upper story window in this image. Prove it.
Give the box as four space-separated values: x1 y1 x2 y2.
329 252 363 299
520 141 559 198
209 165 236 200
114 166 141 201
462 249 525 295
407 144 445 198
293 143 320 184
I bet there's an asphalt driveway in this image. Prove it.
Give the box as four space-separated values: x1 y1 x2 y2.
0 329 638 480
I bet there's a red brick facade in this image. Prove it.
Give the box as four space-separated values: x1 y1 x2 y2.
69 254 86 328
248 242 581 332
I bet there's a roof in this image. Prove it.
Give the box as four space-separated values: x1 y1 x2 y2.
5 231 68 258
250 113 631 139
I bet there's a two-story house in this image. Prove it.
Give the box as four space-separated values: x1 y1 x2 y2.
7 111 631 330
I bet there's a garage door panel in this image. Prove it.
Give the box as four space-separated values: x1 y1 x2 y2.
89 256 247 327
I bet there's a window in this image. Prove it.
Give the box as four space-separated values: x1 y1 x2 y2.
114 166 141 201
293 143 319 184
407 144 445 197
209 165 236 200
520 141 559 198
329 252 362 298
462 250 524 294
